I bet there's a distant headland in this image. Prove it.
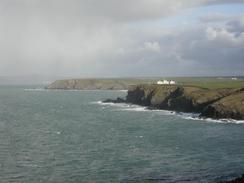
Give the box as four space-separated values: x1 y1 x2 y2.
46 78 154 90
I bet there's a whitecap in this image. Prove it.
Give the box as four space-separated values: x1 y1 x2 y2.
121 106 148 112
179 113 244 124
24 88 46 91
93 101 176 115
93 101 145 110
118 90 128 92
94 101 244 124
201 118 244 124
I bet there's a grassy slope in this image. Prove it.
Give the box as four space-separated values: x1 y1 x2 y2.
201 91 244 119
47 77 244 90
170 77 244 89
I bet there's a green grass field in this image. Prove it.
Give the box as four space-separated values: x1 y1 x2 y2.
167 77 244 89
48 77 244 90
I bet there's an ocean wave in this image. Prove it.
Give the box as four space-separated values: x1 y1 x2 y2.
93 101 146 110
93 101 177 115
182 115 244 124
167 111 244 124
118 90 128 92
34 129 61 135
94 101 244 124
24 88 46 91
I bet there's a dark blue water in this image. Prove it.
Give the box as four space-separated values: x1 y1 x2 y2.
0 86 244 183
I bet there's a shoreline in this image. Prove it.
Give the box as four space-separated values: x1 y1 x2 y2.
103 85 244 120
220 174 244 183
99 101 244 124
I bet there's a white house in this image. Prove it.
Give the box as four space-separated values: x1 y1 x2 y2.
170 80 176 85
157 80 164 85
157 80 176 85
157 80 169 85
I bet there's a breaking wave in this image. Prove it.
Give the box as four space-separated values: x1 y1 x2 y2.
24 88 46 91
94 101 244 124
181 115 244 124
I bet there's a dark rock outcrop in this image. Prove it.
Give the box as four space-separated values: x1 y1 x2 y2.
220 174 244 183
103 97 125 103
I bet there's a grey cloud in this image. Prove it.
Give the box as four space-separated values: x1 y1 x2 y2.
199 13 229 23
1 0 243 22
0 0 244 78
203 0 244 6
108 18 244 76
227 17 244 36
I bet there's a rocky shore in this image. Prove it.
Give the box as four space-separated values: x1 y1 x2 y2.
103 84 244 120
221 174 244 183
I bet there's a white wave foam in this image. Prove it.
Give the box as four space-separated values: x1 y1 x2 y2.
155 110 176 115
101 102 147 111
118 90 128 92
92 101 121 106
35 129 62 134
179 113 244 124
93 101 177 115
201 118 244 124
122 106 148 112
94 101 244 124
24 88 46 91
176 112 200 119
93 101 148 111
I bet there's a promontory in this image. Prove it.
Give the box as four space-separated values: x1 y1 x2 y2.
104 84 244 120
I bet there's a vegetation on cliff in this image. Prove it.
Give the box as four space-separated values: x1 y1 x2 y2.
201 90 244 120
47 77 244 90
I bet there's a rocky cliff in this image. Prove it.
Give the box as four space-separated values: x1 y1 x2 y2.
104 84 244 120
201 91 244 120
220 174 244 183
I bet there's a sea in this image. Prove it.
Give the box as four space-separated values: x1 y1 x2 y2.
0 86 244 183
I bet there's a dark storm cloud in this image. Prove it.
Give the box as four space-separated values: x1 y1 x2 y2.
199 13 229 23
0 0 243 78
227 18 244 35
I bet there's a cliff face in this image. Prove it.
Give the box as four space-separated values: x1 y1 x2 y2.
107 84 244 120
220 174 244 183
201 91 244 120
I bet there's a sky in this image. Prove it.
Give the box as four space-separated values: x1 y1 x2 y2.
0 0 244 79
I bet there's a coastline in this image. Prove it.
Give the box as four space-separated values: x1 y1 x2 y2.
220 174 244 183
103 84 244 120
98 100 244 124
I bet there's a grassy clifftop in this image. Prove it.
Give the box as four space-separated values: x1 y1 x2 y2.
47 77 244 90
